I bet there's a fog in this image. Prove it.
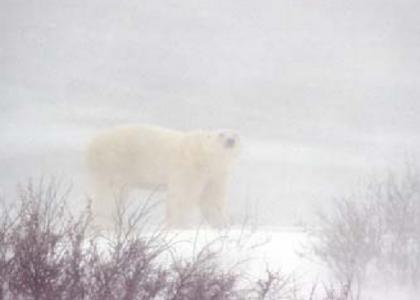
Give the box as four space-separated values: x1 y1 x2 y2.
1 0 420 226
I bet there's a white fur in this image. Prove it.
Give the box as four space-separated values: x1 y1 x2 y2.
86 124 240 228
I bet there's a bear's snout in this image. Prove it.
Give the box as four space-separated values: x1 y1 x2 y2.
225 138 236 148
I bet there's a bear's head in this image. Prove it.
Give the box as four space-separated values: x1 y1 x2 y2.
183 129 240 170
214 129 241 155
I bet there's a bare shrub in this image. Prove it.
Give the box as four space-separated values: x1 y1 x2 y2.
0 199 14 300
307 163 420 297
1 177 379 300
373 165 420 285
8 179 76 299
307 196 382 290
85 192 170 300
167 248 238 300
0 178 299 300
251 268 293 300
0 178 172 300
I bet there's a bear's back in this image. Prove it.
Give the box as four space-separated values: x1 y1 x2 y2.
86 125 185 187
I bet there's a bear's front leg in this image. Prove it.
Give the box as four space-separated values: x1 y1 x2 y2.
199 177 229 228
166 174 204 228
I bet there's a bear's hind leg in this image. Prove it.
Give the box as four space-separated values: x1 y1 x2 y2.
90 179 129 232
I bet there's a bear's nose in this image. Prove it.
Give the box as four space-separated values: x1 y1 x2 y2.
225 138 235 148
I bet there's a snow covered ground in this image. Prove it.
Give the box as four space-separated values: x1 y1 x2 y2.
151 227 419 300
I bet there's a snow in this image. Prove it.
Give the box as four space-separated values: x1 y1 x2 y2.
153 227 419 299
1 0 420 298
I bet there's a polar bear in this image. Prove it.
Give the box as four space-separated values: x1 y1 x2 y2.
86 124 240 229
